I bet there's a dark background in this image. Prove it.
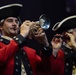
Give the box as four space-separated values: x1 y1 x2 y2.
0 0 76 53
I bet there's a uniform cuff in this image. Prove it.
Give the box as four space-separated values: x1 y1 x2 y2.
13 34 26 47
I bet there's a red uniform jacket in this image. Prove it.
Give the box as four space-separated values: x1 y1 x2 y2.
0 39 52 75
50 46 76 75
50 50 65 75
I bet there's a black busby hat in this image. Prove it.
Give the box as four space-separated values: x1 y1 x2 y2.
0 3 22 20
52 15 76 33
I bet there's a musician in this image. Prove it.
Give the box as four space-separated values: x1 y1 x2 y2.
51 15 76 75
0 3 52 75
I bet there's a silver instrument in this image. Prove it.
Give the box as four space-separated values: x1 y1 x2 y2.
37 14 50 30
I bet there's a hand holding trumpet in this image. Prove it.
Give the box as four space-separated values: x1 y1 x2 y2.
51 34 62 57
30 22 49 46
20 20 34 38
65 32 76 50
20 20 49 47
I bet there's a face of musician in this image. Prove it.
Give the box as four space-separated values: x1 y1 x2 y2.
0 17 20 37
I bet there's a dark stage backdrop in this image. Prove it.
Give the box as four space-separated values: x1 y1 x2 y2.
0 0 76 53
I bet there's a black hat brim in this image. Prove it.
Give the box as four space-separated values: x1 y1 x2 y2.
0 4 22 20
52 15 76 33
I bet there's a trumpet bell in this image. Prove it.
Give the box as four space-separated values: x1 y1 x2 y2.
39 14 50 30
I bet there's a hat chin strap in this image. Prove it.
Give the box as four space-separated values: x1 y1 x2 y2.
18 17 22 25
